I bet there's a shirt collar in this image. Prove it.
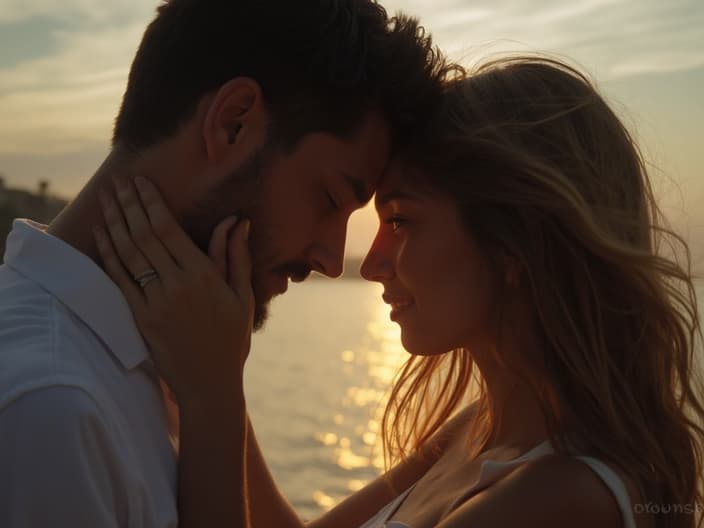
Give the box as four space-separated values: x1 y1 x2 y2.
3 219 150 370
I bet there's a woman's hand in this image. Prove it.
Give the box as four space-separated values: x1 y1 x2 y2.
93 175 254 407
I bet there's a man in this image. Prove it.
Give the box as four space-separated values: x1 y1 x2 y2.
0 0 451 526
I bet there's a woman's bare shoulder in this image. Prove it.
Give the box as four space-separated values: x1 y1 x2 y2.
436 454 623 528
307 403 480 528
421 402 480 456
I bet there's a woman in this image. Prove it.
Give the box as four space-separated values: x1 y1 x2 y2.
94 56 704 527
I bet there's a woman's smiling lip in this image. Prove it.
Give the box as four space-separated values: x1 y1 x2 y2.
382 293 414 320
390 301 413 321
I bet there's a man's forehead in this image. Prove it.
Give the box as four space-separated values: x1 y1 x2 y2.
372 160 424 208
341 109 392 199
340 171 374 205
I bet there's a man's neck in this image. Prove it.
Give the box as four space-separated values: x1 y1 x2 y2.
47 143 191 267
47 150 136 266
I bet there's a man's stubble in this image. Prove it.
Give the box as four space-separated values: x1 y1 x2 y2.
179 147 278 331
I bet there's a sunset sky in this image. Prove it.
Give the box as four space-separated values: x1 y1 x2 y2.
0 0 702 262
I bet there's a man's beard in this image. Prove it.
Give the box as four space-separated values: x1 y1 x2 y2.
180 151 273 330
178 148 280 331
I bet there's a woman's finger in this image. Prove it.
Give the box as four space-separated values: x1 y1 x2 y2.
227 219 253 300
133 177 209 270
208 216 239 280
113 176 180 285
98 188 159 290
93 225 147 314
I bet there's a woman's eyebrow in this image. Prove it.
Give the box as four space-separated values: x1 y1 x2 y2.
375 189 420 208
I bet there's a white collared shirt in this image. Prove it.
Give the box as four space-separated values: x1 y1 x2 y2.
0 219 177 527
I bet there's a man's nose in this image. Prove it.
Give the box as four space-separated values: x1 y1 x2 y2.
308 224 347 278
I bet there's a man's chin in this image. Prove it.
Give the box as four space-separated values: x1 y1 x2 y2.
251 271 293 331
252 287 277 331
253 301 269 332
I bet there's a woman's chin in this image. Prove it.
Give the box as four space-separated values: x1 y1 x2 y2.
400 334 450 357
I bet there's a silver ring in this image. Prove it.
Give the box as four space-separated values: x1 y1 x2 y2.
134 269 159 289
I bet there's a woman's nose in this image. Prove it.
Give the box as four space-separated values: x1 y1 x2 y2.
360 238 394 283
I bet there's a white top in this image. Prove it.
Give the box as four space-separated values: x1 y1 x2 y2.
0 219 178 527
360 440 637 528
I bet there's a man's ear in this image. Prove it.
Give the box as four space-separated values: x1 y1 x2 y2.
202 77 267 164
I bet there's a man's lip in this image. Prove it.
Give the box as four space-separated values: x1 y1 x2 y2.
289 272 310 283
272 265 312 284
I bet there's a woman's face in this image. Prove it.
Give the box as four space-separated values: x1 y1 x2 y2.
361 160 496 356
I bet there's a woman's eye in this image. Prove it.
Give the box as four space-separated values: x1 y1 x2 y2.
383 216 407 233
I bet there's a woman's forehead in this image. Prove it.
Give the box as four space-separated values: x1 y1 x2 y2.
374 177 435 210
377 158 423 193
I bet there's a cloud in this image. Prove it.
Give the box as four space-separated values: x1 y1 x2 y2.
420 6 495 30
0 17 146 155
611 52 704 77
384 0 704 78
0 0 703 157
0 0 152 24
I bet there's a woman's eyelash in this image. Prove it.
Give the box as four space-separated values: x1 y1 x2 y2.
383 216 407 231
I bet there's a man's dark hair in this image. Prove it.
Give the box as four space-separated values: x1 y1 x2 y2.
113 0 458 151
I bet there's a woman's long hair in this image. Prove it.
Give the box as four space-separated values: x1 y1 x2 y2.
381 56 704 527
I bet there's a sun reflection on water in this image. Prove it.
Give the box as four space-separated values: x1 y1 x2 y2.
312 290 409 510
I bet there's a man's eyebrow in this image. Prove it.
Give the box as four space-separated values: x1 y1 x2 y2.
375 189 420 208
343 173 372 206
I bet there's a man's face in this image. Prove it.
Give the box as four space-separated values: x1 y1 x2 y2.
183 110 391 330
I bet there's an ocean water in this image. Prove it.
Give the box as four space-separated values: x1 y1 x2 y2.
246 279 402 520
245 278 704 521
